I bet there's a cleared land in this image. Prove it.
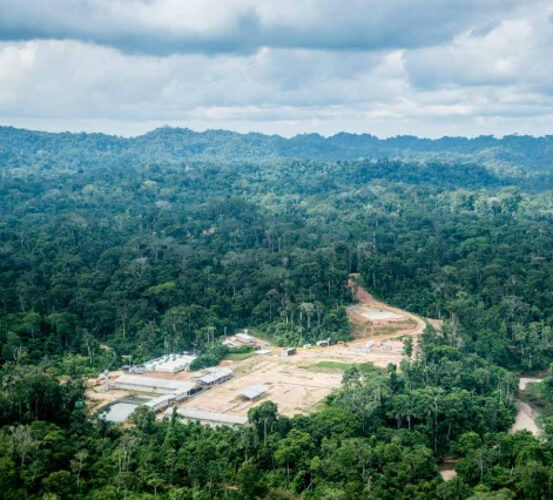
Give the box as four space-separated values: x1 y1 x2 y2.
88 280 424 421
347 276 426 341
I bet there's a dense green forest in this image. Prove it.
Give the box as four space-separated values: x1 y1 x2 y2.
2 126 553 175
2 127 553 371
2 126 553 498
5 333 551 499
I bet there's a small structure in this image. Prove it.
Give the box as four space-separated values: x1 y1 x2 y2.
235 333 256 345
222 339 239 348
316 339 330 347
103 370 110 391
303 343 312 349
143 353 197 373
238 384 268 401
128 365 147 374
281 348 297 357
198 368 233 386
170 407 248 427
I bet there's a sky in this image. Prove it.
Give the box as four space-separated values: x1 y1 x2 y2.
0 0 552 138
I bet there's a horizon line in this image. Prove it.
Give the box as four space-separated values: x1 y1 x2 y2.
1 123 553 142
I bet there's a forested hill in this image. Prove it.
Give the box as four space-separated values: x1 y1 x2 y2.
3 124 553 373
5 126 553 498
2 125 553 176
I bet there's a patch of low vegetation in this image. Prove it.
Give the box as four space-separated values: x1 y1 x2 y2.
302 361 356 372
225 346 256 361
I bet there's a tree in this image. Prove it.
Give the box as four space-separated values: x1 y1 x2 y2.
248 401 278 445
237 460 268 499
42 470 73 499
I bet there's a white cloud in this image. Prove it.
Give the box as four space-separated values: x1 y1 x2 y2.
0 0 552 137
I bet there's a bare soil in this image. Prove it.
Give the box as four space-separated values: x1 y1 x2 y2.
91 279 424 420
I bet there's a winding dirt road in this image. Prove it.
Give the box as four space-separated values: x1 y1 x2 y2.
347 276 427 343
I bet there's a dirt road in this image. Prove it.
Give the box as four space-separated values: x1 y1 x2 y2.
347 276 426 343
510 400 541 435
509 377 544 436
92 277 427 421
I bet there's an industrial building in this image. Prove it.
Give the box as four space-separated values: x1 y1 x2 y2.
114 374 196 396
170 407 248 427
145 394 175 412
142 353 197 373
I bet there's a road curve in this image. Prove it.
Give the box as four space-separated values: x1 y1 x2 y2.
347 276 426 342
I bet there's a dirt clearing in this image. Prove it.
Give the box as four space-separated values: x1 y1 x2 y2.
90 279 423 422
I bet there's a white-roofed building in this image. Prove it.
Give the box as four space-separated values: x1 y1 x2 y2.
143 353 197 373
114 374 196 395
169 407 248 427
238 384 268 401
145 394 175 412
198 368 233 386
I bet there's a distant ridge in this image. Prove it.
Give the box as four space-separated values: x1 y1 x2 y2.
1 125 553 173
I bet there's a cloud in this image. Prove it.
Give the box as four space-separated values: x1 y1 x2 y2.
0 0 519 55
0 0 552 138
0 40 404 116
405 4 553 93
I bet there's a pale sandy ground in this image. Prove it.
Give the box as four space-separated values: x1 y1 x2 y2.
347 277 427 341
438 466 458 481
169 281 424 418
438 377 545 481
510 400 541 436
509 376 544 436
87 280 425 419
519 377 544 391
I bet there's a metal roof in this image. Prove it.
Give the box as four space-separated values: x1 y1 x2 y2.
172 407 247 425
145 394 175 408
198 368 233 385
114 374 196 393
239 384 268 400
143 353 197 373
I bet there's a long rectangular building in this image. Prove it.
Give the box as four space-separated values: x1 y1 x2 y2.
169 407 248 427
114 374 196 395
